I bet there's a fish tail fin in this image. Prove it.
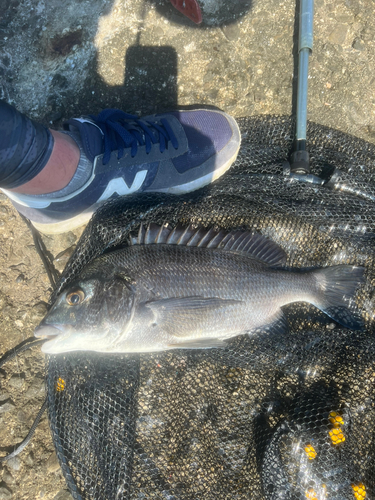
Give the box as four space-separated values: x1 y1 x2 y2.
312 265 365 330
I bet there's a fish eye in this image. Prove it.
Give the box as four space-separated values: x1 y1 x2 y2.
66 289 85 306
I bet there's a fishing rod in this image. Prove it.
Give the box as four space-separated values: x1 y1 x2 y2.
290 0 314 174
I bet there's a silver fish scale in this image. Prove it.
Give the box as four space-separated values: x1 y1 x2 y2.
77 242 316 350
102 243 283 300
47 116 375 500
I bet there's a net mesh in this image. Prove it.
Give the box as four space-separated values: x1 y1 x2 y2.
46 116 375 500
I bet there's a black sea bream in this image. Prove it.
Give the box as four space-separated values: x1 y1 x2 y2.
35 224 364 354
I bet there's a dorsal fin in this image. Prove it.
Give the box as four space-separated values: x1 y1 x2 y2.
129 224 287 266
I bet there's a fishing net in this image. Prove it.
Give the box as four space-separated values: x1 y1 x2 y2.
46 115 375 500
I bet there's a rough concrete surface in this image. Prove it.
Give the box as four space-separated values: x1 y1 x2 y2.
0 0 375 498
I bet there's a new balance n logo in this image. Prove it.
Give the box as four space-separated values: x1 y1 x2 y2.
97 171 148 202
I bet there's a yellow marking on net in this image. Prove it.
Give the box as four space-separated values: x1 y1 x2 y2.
304 444 317 460
329 427 345 444
306 488 318 500
352 483 366 500
56 377 66 392
328 411 346 445
329 411 344 428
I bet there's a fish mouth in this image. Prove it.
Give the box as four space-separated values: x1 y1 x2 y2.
34 324 74 354
34 324 63 339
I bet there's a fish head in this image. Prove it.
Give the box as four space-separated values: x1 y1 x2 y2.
35 274 135 354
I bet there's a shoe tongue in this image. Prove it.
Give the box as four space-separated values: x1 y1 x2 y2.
63 118 104 162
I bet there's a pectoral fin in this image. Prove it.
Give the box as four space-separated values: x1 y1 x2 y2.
145 296 243 315
144 296 243 340
167 337 228 349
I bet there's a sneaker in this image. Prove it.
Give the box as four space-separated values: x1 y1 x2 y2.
4 108 241 234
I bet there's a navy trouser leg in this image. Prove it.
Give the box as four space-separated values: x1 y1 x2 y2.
0 100 53 189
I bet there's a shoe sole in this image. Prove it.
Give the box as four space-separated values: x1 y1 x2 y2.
32 117 241 235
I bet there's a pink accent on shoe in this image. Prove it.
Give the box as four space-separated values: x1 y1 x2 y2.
169 0 202 24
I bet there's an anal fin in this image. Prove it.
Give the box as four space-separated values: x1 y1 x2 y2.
251 311 289 337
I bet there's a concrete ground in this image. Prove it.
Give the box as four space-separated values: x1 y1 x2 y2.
1 0 375 498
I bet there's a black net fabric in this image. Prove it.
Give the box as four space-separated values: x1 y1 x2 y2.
46 116 375 500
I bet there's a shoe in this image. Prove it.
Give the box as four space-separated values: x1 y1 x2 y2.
170 0 202 24
4 108 241 234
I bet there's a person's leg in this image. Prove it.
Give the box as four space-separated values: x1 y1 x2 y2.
10 130 80 195
0 101 84 195
0 100 54 189
1 101 241 234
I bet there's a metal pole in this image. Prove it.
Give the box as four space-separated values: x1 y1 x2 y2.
290 0 314 174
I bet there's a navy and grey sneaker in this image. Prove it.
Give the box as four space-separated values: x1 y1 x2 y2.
4 108 240 234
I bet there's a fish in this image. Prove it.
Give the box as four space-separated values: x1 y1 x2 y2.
35 223 365 354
